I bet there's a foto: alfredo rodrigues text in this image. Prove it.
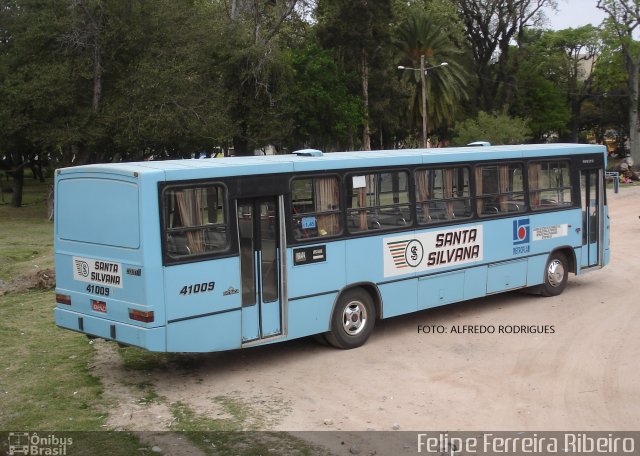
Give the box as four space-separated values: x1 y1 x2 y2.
417 324 555 334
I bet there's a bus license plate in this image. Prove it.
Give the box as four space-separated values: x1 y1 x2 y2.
91 300 107 313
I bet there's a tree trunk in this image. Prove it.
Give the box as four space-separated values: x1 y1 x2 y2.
361 49 371 151
570 97 581 143
627 53 640 165
92 46 102 113
11 166 24 208
233 132 252 156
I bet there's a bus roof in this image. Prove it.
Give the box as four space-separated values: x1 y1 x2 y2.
57 144 605 179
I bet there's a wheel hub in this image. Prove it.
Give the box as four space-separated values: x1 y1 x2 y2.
343 301 367 336
547 259 565 287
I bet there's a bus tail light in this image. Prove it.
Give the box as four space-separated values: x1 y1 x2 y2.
129 309 154 323
56 293 71 305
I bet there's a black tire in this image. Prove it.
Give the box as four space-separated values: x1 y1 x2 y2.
325 288 376 349
540 252 569 297
311 333 330 346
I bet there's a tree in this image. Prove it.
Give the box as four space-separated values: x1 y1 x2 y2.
546 26 602 141
456 0 555 111
0 0 75 206
394 13 468 144
284 42 363 151
511 27 599 142
597 0 640 164
452 109 532 145
316 0 394 150
221 0 304 155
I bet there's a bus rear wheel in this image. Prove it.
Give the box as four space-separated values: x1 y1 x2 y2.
540 252 568 297
325 288 375 349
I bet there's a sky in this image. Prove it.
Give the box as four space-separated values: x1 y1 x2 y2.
545 0 607 30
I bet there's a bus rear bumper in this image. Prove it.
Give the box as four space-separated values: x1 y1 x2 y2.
55 307 166 352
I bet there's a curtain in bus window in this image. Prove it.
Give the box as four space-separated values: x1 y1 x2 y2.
314 177 340 236
529 163 541 208
206 187 218 223
175 189 205 254
475 167 484 214
559 163 571 204
529 161 572 210
415 170 430 223
498 165 510 212
444 169 454 219
353 175 376 231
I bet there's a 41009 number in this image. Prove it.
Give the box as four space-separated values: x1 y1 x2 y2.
179 281 215 296
87 284 110 296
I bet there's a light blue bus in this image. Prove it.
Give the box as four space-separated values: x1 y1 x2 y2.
54 144 609 352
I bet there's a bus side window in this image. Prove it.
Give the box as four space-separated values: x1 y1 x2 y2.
529 160 572 210
164 184 228 259
476 163 526 216
347 171 411 232
291 176 342 240
415 167 471 224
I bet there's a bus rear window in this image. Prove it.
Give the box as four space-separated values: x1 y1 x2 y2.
57 178 140 248
163 184 228 259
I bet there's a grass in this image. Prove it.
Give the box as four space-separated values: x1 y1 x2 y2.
0 175 54 282
0 176 328 455
170 401 327 456
0 177 154 454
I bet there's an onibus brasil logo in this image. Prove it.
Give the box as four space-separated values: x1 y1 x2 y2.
7 432 73 455
387 239 424 269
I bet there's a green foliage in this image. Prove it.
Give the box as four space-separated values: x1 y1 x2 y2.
0 178 53 281
453 110 532 146
315 0 395 149
394 13 469 135
284 42 363 150
393 0 467 45
0 0 634 175
513 75 570 141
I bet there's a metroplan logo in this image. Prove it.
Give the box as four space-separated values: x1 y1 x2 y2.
512 218 530 254
513 218 530 245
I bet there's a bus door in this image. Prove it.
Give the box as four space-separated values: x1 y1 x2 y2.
580 169 604 268
237 196 285 342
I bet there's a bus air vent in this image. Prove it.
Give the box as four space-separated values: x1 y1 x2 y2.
292 149 323 157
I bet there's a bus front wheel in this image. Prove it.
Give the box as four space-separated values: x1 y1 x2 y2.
325 288 375 349
540 252 568 297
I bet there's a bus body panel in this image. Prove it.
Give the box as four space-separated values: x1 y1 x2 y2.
55 307 166 351
166 310 241 352
418 270 465 309
379 280 418 318
287 241 347 299
53 143 610 353
463 266 489 300
287 294 336 339
162 257 241 322
54 169 167 350
285 241 347 340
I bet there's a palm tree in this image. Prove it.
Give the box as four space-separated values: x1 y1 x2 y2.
394 13 468 144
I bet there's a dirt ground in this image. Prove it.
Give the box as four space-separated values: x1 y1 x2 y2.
94 185 640 453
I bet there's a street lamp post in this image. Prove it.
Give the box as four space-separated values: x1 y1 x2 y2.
398 58 448 148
